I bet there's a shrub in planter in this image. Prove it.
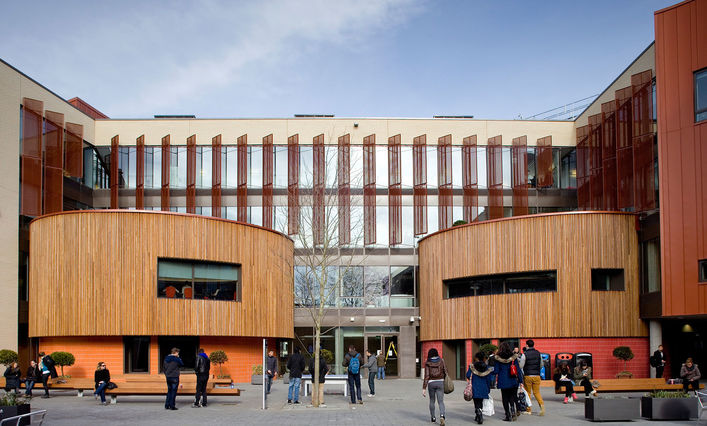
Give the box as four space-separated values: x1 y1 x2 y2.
209 350 229 378
612 346 634 378
50 351 75 378
479 344 498 357
641 390 697 420
0 350 18 367
0 392 30 426
251 365 264 385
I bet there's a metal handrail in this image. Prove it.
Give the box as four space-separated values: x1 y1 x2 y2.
0 409 47 425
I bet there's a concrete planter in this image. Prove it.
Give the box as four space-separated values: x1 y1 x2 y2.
251 374 264 385
0 404 31 426
584 397 640 422
641 396 698 420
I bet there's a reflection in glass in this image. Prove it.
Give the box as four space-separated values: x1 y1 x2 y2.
300 145 313 188
224 146 237 188
376 146 388 188
350 146 363 188
274 146 288 188
376 205 388 247
401 146 413 187
427 148 437 188
340 266 364 307
391 266 414 295
248 146 262 188
364 266 389 307
157 259 240 301
477 147 487 188
196 146 212 188
452 147 462 188
502 147 511 189
401 206 414 246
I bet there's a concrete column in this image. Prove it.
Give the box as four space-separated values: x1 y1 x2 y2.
648 320 662 378
334 327 343 375
399 325 417 378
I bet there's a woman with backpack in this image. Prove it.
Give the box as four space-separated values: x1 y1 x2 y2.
466 352 496 424
423 348 447 425
494 341 524 421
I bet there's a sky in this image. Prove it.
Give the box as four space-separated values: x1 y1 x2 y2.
0 0 677 120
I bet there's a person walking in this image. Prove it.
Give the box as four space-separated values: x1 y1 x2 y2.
553 362 576 403
163 347 183 410
93 362 110 405
363 349 377 397
266 350 278 395
343 345 363 405
466 352 496 424
308 350 329 407
495 341 524 421
286 347 305 404
38 352 57 398
377 351 386 380
193 348 210 407
24 360 40 397
422 348 447 425
680 357 701 394
521 340 545 416
652 345 666 379
573 360 597 397
3 362 21 393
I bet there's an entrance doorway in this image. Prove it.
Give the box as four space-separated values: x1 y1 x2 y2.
365 334 399 377
442 340 467 380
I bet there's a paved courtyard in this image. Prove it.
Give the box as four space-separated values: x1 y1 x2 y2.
25 378 699 425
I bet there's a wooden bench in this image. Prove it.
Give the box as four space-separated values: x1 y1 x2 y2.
122 374 232 388
301 374 349 397
553 378 705 394
0 377 94 395
104 383 240 404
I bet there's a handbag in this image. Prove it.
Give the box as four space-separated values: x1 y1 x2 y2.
510 363 518 377
516 389 528 412
106 381 118 389
443 373 454 394
463 381 473 401
482 396 495 416
524 388 532 407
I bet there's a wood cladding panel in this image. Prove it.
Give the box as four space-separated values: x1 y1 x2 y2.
418 213 646 341
29 211 294 338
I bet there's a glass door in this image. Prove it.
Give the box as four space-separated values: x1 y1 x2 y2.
382 335 399 377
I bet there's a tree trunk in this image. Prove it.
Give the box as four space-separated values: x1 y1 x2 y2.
313 327 321 407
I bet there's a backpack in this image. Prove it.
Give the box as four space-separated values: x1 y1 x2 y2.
650 355 659 368
348 353 360 374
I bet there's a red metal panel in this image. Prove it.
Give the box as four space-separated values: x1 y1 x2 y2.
338 134 350 245
135 135 145 210
212 134 222 218
237 134 248 222
186 135 197 214
363 134 376 245
21 98 43 216
64 122 84 178
487 135 503 219
601 102 617 210
287 134 299 234
388 134 402 245
263 134 274 229
588 114 603 210
161 135 171 211
462 135 478 223
43 111 64 214
511 136 528 216
110 135 119 209
438 134 453 229
413 135 428 235
576 126 590 210
615 87 634 209
312 134 325 244
536 136 553 188
632 70 656 212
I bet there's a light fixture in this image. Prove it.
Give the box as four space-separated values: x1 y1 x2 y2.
350 317 355 322
682 323 694 333
409 316 415 323
353 122 359 127
378 319 386 323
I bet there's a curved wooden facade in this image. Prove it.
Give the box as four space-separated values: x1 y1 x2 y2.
29 210 294 338
418 212 647 341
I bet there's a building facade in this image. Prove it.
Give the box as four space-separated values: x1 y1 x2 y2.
0 0 704 382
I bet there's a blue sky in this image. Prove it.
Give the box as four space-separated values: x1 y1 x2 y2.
0 0 675 119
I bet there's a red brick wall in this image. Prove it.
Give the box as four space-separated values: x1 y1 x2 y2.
421 341 443 364
527 337 649 379
40 336 278 383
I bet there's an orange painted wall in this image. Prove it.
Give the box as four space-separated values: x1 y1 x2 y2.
655 0 707 316
39 336 277 383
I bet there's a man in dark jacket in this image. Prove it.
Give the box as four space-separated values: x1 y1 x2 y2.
521 340 544 416
343 345 363 404
286 347 305 404
309 351 329 406
266 350 278 394
652 345 666 379
163 347 184 410
193 348 210 408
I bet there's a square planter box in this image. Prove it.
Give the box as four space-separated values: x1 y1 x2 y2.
641 396 698 420
0 404 31 426
585 397 640 422
251 375 264 385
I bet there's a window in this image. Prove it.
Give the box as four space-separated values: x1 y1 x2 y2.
157 259 240 301
591 268 625 291
158 336 198 372
170 146 187 188
391 266 415 307
340 266 364 307
124 336 150 373
444 270 557 299
696 68 707 122
699 259 707 283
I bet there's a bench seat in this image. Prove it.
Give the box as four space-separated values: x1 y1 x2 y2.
552 378 705 394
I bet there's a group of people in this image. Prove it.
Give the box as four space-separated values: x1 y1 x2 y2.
3 352 57 398
161 347 211 410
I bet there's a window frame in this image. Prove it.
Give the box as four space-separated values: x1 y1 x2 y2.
591 268 625 291
695 67 707 123
699 259 707 283
443 270 557 299
157 258 241 302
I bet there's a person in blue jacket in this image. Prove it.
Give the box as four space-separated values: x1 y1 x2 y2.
493 341 524 422
466 352 496 424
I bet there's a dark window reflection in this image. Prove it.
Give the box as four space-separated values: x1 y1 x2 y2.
444 270 557 299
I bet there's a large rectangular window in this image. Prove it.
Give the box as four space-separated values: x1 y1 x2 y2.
591 268 625 291
696 68 707 122
123 336 150 373
444 270 557 299
157 259 240 301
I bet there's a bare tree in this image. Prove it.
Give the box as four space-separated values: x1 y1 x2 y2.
275 134 365 407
